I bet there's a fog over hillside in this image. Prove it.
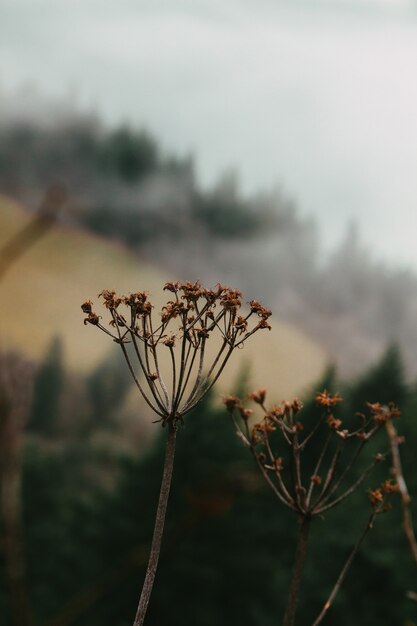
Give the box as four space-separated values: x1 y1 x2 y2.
145 203 417 379
2 0 417 268
1 109 416 379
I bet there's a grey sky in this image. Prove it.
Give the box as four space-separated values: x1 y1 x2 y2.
2 0 417 267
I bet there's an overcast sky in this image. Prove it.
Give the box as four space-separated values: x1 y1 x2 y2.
2 0 417 268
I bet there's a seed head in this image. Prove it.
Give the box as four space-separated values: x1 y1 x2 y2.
82 280 271 426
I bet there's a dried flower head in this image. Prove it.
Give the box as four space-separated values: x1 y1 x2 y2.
227 389 399 518
368 488 384 507
315 390 343 408
368 480 399 512
366 402 400 424
248 388 267 405
82 281 271 426
223 395 241 412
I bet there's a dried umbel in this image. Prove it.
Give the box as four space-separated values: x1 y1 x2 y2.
82 281 271 426
82 280 271 626
226 389 399 518
225 389 400 626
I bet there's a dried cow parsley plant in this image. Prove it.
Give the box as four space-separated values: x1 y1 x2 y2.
82 281 271 626
225 390 400 626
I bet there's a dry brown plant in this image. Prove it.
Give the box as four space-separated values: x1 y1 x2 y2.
225 389 399 626
82 280 271 626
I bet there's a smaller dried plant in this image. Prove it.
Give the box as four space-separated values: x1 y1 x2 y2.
225 389 400 626
82 280 271 626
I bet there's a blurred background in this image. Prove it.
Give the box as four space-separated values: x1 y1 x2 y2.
1 1 417 624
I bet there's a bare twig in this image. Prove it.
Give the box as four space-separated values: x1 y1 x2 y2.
311 508 378 626
386 419 417 565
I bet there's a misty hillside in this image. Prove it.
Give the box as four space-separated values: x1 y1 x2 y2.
0 196 327 405
1 113 417 378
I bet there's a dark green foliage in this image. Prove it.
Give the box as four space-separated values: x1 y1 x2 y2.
86 347 133 428
302 345 414 625
0 121 158 190
192 174 260 238
22 443 106 621
77 397 293 626
83 206 162 246
346 344 407 414
29 337 64 436
0 118 280 247
98 127 158 183
2 345 417 625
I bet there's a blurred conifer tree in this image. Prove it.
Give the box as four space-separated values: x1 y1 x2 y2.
29 337 64 437
2 348 416 625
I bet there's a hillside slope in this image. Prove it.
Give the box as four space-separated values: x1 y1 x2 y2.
0 196 328 402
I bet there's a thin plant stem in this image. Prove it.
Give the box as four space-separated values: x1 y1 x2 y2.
239 418 297 511
187 343 236 411
318 457 382 514
175 343 198 410
172 317 189 411
314 442 344 506
311 508 377 626
263 431 294 506
118 337 164 417
306 433 331 508
180 336 207 412
168 346 177 411
291 434 305 512
282 515 312 626
129 333 166 411
299 413 326 451
133 424 177 626
146 315 170 408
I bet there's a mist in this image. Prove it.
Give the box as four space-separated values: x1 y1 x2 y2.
2 108 417 380
2 0 417 268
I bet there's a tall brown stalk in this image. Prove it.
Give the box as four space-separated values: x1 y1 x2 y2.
82 280 271 625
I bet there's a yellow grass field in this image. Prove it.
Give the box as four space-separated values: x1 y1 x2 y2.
0 196 328 404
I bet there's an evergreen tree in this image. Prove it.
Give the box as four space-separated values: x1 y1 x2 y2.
98 126 158 183
29 337 64 436
346 344 407 413
86 348 133 429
